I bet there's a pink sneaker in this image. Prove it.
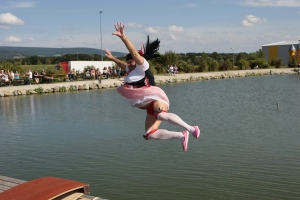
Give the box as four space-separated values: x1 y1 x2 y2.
182 130 189 151
192 126 200 139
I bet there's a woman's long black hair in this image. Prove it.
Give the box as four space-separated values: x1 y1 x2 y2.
126 35 160 61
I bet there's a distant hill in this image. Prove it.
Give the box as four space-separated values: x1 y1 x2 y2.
0 46 126 61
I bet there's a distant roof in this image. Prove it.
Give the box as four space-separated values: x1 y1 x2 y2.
262 41 300 46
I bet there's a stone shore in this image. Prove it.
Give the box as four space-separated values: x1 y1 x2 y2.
0 68 297 98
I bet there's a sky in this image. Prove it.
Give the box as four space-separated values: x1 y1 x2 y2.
0 0 300 54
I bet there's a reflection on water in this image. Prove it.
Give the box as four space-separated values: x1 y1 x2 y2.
0 75 300 199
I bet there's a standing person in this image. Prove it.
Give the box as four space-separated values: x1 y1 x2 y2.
0 70 3 86
71 68 77 80
107 67 112 78
166 65 170 75
169 65 174 76
105 22 200 151
117 66 121 79
8 70 14 85
95 68 102 83
91 67 96 80
174 64 178 75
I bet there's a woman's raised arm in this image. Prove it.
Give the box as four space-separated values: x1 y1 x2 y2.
112 22 144 65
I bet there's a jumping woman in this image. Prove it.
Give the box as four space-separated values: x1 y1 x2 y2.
105 22 200 151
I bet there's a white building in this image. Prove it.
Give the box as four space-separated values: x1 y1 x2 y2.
68 61 115 73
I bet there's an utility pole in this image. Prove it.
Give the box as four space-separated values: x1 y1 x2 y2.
231 47 234 69
100 11 103 61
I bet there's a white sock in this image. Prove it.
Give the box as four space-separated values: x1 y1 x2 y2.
147 129 184 141
157 112 195 133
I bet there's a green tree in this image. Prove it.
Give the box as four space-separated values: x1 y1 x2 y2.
271 57 283 68
224 59 233 70
45 58 52 64
248 52 258 60
198 58 209 72
237 59 249 70
256 49 265 58
28 55 40 65
288 56 298 68
161 51 178 67
236 52 248 62
210 52 219 60
0 61 22 73
177 60 190 73
209 59 219 71
250 58 269 69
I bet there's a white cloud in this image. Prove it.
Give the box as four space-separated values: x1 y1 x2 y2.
4 36 22 42
241 0 300 7
168 25 184 32
245 15 267 23
0 13 24 26
4 1 36 9
0 25 10 29
182 3 198 8
144 27 159 33
126 22 142 28
26 38 34 42
241 20 254 27
62 28 76 32
170 34 178 40
240 15 267 27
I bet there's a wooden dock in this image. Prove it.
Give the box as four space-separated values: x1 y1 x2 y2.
0 175 27 193
0 175 104 200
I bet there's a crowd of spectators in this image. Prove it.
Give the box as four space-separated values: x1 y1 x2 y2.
1 65 126 87
0 69 22 86
67 66 122 81
166 64 178 76
0 69 54 86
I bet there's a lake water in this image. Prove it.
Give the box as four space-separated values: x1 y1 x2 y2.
0 75 299 200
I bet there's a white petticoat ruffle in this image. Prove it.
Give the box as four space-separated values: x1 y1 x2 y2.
116 85 170 108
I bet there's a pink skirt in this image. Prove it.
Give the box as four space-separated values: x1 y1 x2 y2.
117 85 170 108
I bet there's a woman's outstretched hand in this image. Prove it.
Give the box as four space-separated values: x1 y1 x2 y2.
112 22 125 38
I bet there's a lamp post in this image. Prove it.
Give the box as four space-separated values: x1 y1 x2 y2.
231 47 234 70
100 11 103 61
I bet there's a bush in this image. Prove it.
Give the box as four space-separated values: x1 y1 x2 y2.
34 87 44 94
271 57 283 68
237 59 249 70
288 56 298 68
44 66 59 76
250 58 269 69
0 61 23 73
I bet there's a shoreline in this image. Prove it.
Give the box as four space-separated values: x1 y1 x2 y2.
0 68 298 97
